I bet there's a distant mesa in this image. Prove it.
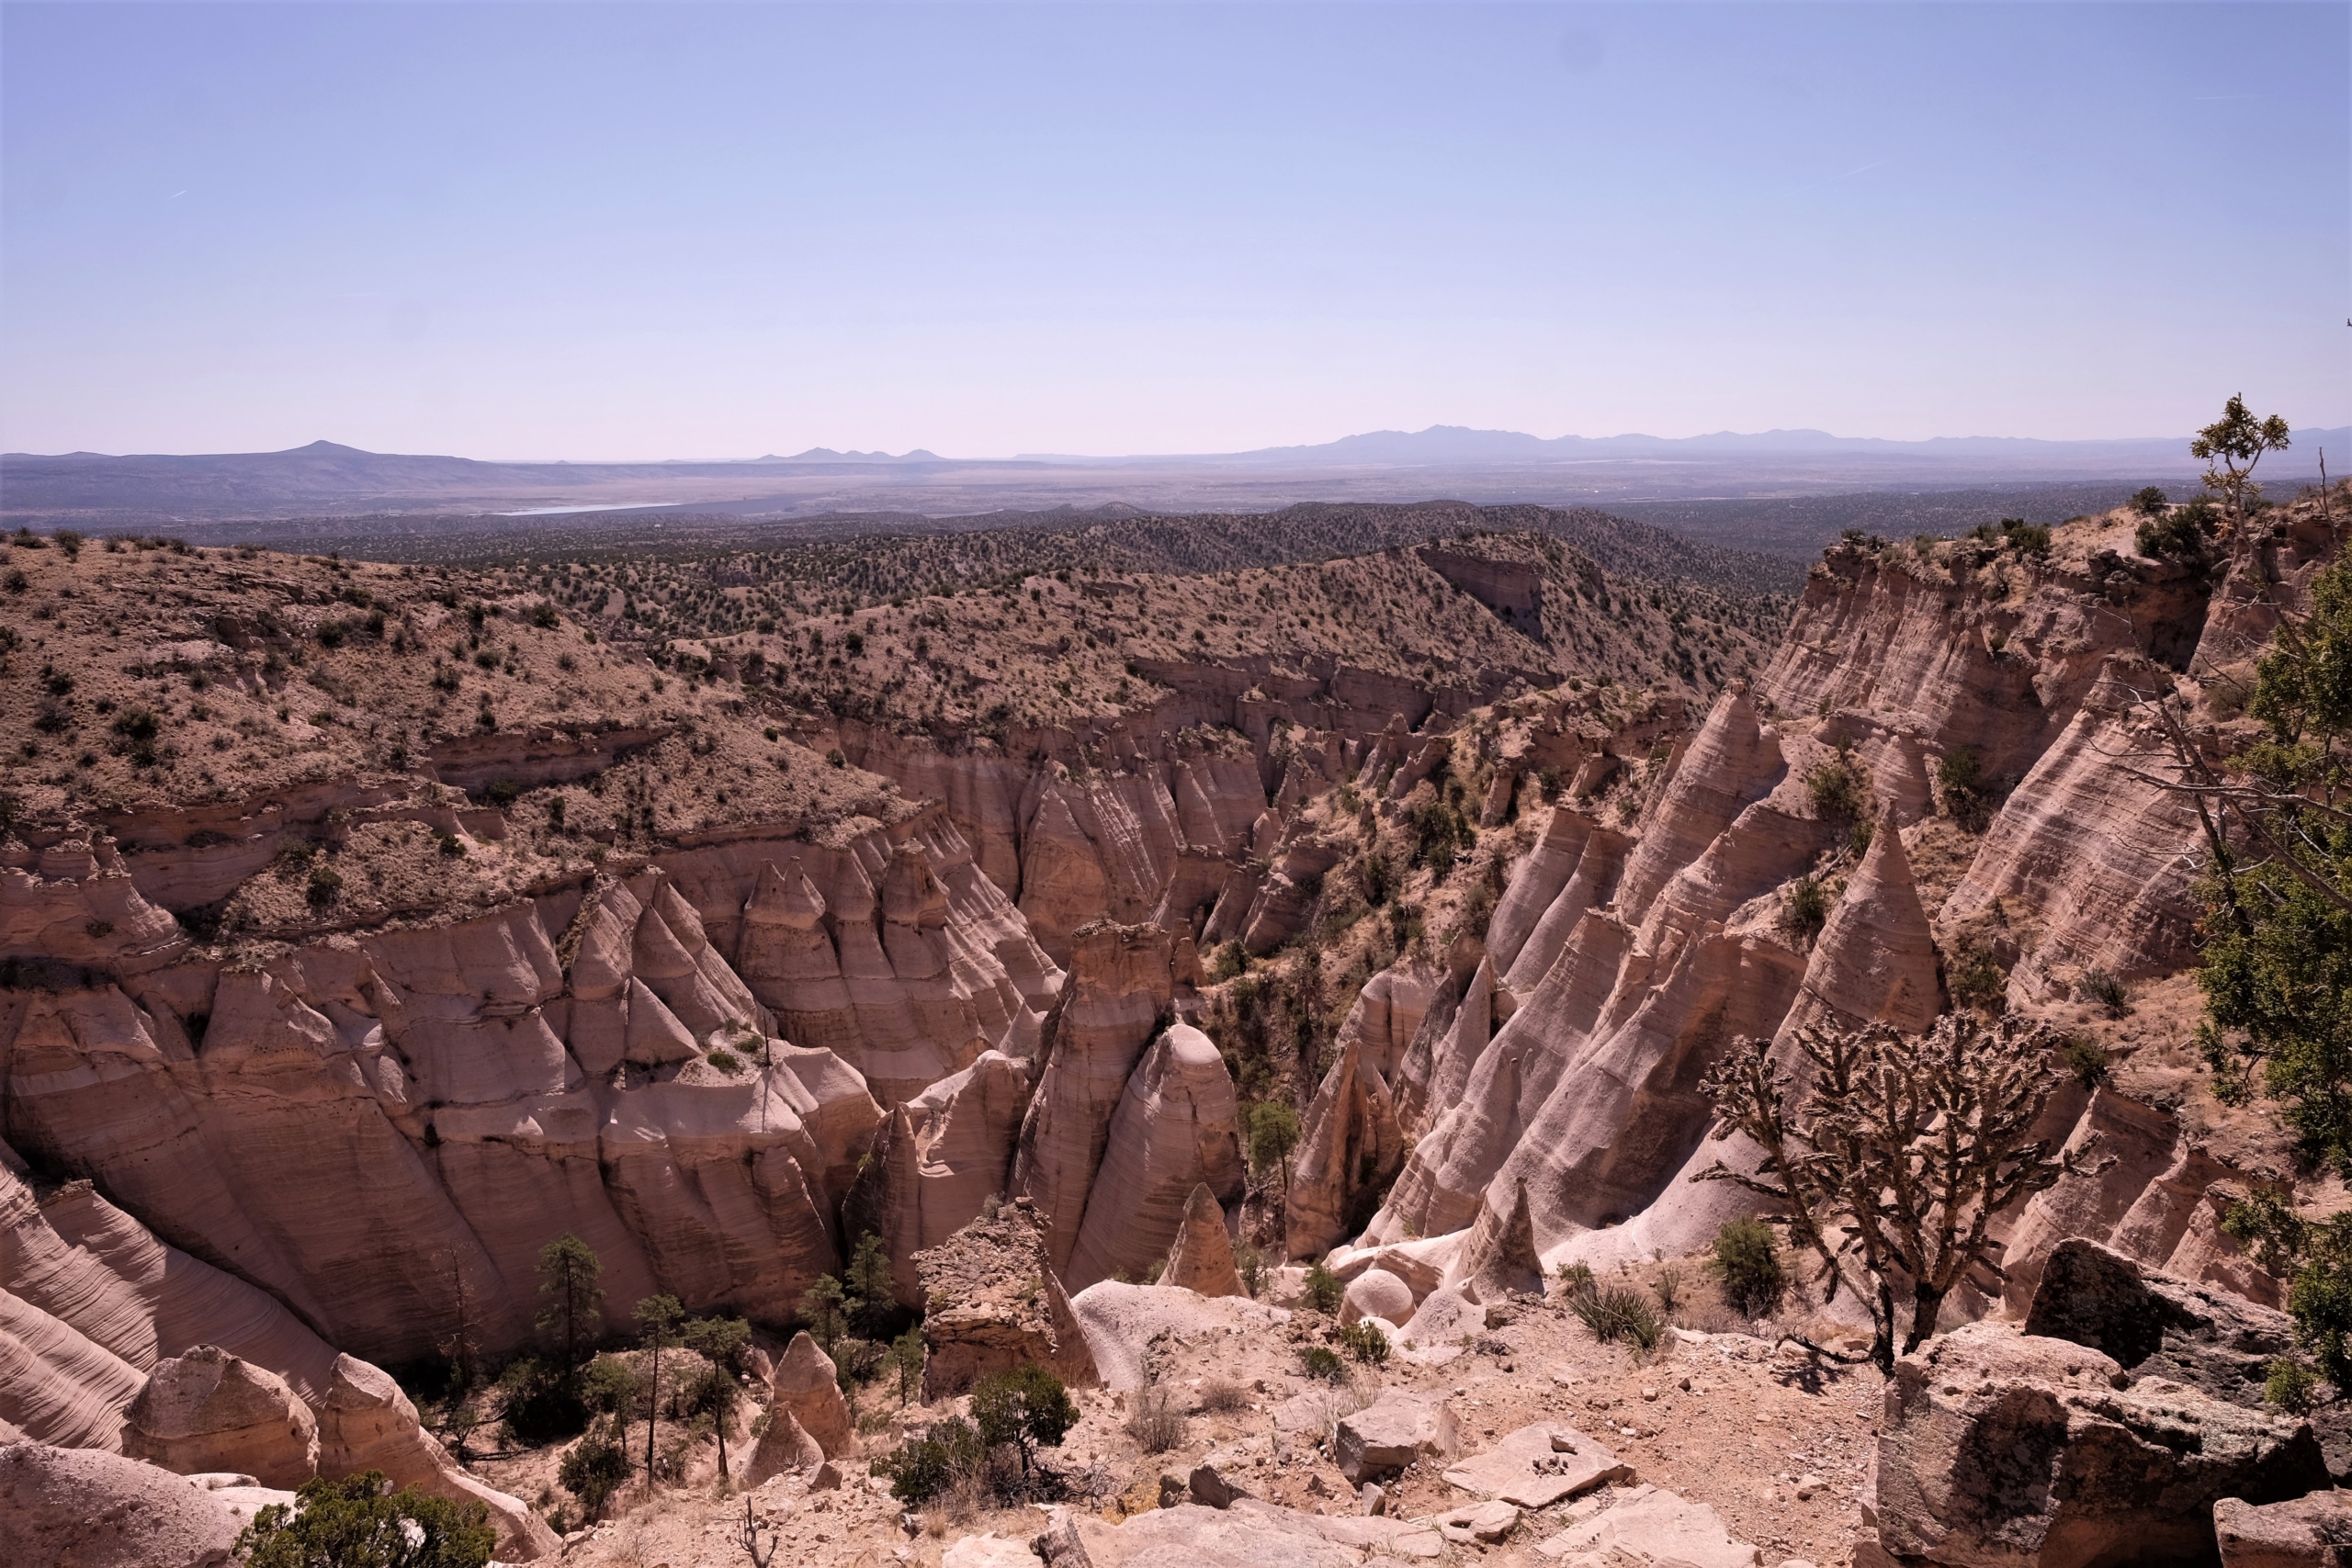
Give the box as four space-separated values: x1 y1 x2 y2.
754 447 943 463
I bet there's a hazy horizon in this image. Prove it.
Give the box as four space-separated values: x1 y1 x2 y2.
5 3 2347 462
14 416 2352 468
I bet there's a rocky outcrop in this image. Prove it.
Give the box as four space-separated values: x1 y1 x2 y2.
0 1145 548 1556
1161 1184 1246 1298
314 1354 558 1561
1066 1022 1242 1291
121 1346 318 1490
744 1407 825 1486
2 862 896 1363
1872 1322 2327 1568
2021 1240 2345 1472
1997 1092 2278 1314
1010 921 1176 1277
770 1330 854 1458
2214 1492 2352 1568
1369 683 1808 1258
1453 1179 1545 1300
915 1200 1098 1399
845 1049 1035 1306
1286 987 1413 1261
0 1440 268 1568
1940 660 2209 1002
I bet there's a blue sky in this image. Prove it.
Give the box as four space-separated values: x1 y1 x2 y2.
3 2 2346 459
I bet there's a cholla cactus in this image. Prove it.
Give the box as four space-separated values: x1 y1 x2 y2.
1694 1012 2093 1371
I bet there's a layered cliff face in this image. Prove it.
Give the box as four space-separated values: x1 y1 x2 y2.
0 796 1069 1365
1311 501 2335 1310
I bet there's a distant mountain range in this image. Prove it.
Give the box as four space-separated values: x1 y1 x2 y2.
1024 422 2352 467
4 423 2344 526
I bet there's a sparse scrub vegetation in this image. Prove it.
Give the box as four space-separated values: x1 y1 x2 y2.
1709 1217 1787 1318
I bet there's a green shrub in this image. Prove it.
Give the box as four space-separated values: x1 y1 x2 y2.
1305 1262 1344 1314
2136 507 2211 563
317 619 346 649
235 1470 495 1568
2266 1355 2321 1416
2081 967 2128 1018
874 1415 983 1504
1209 941 1247 982
707 1047 741 1073
1781 875 1831 946
579 1353 639 1415
1804 758 1867 821
1573 1286 1664 1353
969 1363 1076 1477
1946 940 2007 1013
493 1357 587 1446
1935 745 1983 809
484 778 521 807
557 1423 633 1520
1710 1217 1787 1317
306 863 344 908
1337 1320 1390 1364
1555 1259 1598 1300
2062 1036 2111 1089
1301 1346 1346 1383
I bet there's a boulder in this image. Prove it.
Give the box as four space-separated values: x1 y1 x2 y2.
944 1531 1046 1568
1162 1184 1247 1299
122 1346 319 1490
1032 1510 1097 1567
1442 1421 1632 1508
1532 1483 1760 1566
917 1200 1099 1399
743 1406 823 1486
2027 1239 2351 1477
2214 1491 2352 1568
0 1440 257 1568
1401 1284 1483 1347
1188 1461 1249 1508
1340 1268 1414 1328
1366 1245 1443 1304
771 1330 854 1457
1873 1322 2328 1568
1069 1282 1290 1393
1334 1388 1457 1485
1437 1499 1521 1544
